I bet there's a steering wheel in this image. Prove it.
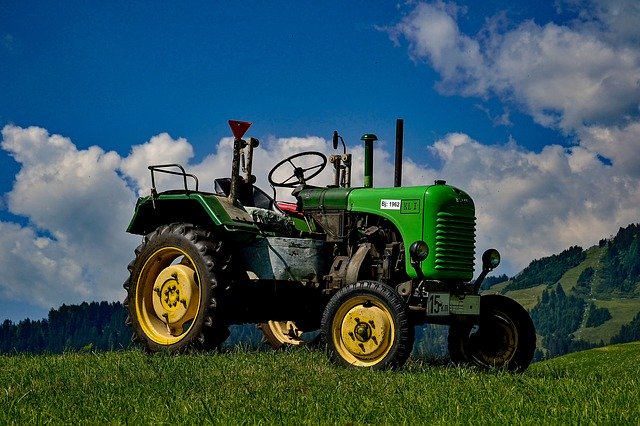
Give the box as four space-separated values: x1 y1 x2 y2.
268 151 328 188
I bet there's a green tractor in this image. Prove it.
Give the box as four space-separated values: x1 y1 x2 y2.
123 119 535 371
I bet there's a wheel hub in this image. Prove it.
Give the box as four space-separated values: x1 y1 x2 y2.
354 322 372 342
340 303 392 359
152 264 199 326
473 315 518 365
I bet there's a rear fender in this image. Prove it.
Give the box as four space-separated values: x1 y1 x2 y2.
127 192 259 237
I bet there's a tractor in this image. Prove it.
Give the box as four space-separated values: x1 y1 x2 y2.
123 119 536 371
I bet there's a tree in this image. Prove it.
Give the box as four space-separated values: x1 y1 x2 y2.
596 224 640 296
585 303 612 328
574 267 594 297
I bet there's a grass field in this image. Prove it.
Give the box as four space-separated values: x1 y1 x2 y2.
2 342 639 425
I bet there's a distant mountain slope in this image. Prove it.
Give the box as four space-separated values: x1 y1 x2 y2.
503 246 586 292
486 223 640 360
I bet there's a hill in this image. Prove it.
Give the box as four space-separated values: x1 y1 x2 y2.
484 223 640 359
1 342 638 424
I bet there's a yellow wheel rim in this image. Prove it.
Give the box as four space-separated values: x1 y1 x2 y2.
135 246 201 345
332 295 395 367
260 321 305 348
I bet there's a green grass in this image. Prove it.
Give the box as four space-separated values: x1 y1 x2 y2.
2 342 639 425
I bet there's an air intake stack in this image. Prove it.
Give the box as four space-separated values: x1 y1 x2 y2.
361 133 378 188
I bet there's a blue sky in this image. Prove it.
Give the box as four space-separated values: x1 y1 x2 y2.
2 0 639 322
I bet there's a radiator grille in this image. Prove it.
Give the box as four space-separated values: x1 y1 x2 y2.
434 212 476 273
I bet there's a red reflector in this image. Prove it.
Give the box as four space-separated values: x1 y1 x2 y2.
228 120 252 139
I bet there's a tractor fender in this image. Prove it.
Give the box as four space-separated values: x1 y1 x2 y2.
126 193 259 238
345 243 371 285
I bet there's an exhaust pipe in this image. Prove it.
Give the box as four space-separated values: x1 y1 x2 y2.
394 118 403 187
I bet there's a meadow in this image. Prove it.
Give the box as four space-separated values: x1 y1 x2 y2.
1 342 639 425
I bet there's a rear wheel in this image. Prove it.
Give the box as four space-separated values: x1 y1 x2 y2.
448 294 535 372
123 223 229 352
321 281 414 369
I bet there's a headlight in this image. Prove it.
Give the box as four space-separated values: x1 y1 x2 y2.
409 241 429 262
482 249 501 270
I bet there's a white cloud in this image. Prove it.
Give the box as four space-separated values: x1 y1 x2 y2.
120 133 194 196
387 2 487 97
577 121 640 178
387 0 640 133
492 20 640 131
0 125 137 310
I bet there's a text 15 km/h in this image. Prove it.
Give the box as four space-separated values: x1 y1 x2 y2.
425 293 481 316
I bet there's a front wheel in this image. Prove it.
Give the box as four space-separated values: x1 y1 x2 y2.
321 281 414 369
448 294 536 372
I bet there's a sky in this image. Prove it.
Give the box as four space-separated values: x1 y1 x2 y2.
1 0 639 322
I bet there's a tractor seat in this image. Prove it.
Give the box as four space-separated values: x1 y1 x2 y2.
214 178 274 210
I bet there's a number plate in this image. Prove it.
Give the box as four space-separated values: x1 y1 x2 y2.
424 293 480 316
450 294 481 315
425 292 450 316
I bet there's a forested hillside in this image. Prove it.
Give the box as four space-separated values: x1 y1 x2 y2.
596 223 640 296
0 302 268 355
503 246 586 292
611 311 640 343
493 223 640 360
529 285 595 358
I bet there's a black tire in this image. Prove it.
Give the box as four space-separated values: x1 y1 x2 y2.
321 281 414 369
448 294 536 372
123 223 229 352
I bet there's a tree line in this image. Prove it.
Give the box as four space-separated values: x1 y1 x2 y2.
1 301 131 354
